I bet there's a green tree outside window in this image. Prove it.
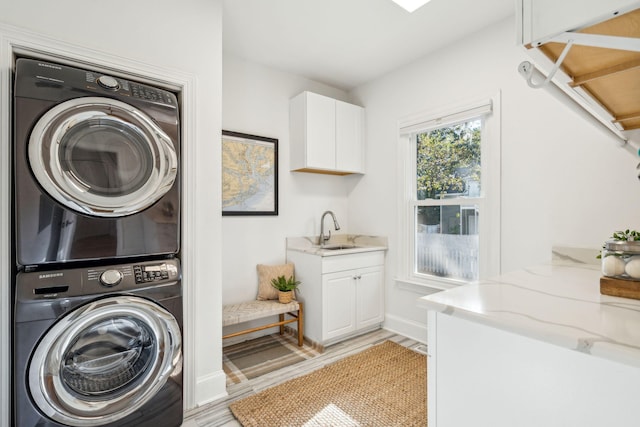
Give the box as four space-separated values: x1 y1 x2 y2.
416 119 481 200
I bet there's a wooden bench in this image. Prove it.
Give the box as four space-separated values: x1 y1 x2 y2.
222 300 304 346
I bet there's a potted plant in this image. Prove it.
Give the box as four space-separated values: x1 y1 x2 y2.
270 275 301 304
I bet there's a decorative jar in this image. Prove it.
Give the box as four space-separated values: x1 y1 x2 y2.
601 240 640 280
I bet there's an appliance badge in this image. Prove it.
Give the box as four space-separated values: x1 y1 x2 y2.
38 272 64 279
37 62 62 70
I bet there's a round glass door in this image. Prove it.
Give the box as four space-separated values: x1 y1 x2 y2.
28 296 182 426
28 97 178 217
60 316 155 397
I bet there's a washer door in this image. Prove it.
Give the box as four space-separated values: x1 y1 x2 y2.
29 97 178 217
28 296 182 426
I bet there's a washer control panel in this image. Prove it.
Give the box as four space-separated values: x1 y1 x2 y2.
85 260 179 289
17 259 181 300
99 269 123 287
134 263 170 284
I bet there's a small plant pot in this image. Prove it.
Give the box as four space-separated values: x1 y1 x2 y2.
278 291 293 304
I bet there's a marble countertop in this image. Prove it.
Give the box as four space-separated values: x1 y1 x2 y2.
286 235 387 257
417 255 640 369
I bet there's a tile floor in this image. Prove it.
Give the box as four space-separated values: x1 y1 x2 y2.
182 329 422 426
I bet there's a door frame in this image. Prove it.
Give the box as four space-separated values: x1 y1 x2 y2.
0 24 203 425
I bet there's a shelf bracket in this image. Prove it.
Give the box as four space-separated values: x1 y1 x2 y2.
541 32 640 53
519 40 574 89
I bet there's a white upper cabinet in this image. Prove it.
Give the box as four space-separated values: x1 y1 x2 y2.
335 100 364 173
302 92 335 170
519 0 640 45
290 91 365 175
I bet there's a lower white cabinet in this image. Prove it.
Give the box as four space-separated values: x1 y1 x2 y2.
323 265 383 341
355 266 385 328
323 270 357 340
286 250 385 346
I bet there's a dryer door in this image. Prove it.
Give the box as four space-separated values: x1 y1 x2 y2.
29 97 178 217
28 296 182 426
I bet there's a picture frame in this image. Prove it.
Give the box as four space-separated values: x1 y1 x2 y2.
221 130 278 216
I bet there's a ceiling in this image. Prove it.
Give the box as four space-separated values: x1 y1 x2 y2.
222 0 515 91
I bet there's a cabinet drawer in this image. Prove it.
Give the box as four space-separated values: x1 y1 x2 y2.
322 251 384 273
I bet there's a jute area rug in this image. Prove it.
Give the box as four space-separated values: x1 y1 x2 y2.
223 333 321 385
230 340 427 427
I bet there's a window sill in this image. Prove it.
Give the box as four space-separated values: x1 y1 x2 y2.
395 276 466 294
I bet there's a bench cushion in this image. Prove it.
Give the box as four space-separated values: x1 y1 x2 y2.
223 300 300 327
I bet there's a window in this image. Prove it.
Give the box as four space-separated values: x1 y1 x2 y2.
397 94 501 289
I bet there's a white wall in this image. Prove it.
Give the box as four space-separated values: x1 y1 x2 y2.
349 17 640 340
0 0 225 417
4 5 639 420
221 54 354 306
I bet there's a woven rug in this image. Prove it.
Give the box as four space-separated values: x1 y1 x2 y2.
223 333 321 385
230 340 427 426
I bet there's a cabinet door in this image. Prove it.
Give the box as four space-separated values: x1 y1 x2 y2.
335 100 364 173
356 266 384 329
323 271 357 341
306 92 336 170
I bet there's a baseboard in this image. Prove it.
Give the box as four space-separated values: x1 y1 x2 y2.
383 314 427 344
193 369 228 408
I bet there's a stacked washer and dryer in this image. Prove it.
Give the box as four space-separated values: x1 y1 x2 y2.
12 58 184 426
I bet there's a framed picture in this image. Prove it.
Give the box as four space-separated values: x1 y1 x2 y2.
221 130 278 216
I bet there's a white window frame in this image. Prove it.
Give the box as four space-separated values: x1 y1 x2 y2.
396 93 501 291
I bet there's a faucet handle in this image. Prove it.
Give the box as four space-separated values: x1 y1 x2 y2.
323 230 331 242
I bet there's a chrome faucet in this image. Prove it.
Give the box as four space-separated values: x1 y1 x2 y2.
319 211 340 246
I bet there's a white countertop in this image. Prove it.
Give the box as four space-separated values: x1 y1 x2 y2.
417 258 640 369
286 234 387 257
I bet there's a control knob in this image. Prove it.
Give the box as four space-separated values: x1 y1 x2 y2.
97 75 120 90
100 269 123 287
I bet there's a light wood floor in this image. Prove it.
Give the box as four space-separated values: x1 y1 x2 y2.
183 328 425 427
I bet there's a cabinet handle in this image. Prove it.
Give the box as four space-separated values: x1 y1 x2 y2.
354 274 362 280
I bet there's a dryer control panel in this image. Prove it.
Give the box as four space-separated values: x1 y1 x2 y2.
13 58 178 108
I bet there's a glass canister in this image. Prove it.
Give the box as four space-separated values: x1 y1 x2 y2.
601 240 640 280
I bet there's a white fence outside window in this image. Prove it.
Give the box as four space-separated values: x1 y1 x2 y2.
416 233 479 281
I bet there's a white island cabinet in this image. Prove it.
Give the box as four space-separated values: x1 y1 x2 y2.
289 91 364 175
287 244 385 347
418 261 640 427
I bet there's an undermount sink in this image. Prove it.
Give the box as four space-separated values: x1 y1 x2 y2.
287 235 388 257
321 244 357 250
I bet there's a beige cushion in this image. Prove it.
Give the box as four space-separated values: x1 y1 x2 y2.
256 263 295 301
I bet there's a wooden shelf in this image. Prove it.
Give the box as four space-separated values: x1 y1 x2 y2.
536 9 640 130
